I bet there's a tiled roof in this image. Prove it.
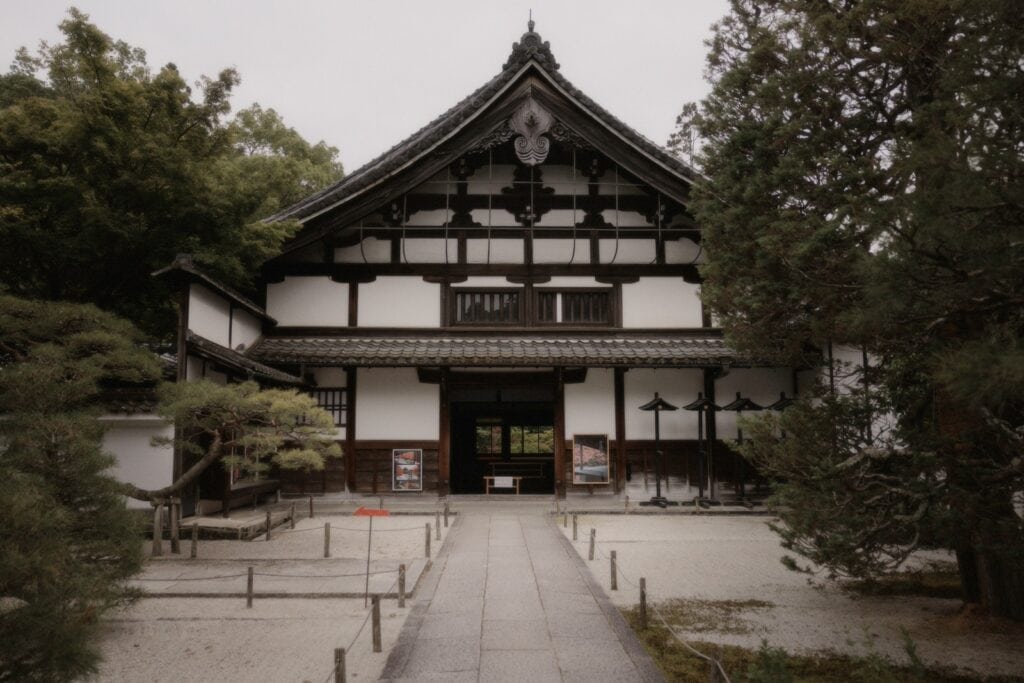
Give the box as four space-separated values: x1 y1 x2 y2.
248 335 738 368
264 23 697 228
187 332 302 385
153 255 275 323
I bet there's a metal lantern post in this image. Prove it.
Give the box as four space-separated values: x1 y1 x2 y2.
767 392 796 438
638 393 679 508
682 392 721 503
721 392 763 501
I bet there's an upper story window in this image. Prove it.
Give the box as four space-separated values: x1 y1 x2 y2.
452 289 522 325
536 289 613 325
306 388 347 427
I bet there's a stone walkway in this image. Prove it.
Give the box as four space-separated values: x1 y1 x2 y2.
381 507 663 682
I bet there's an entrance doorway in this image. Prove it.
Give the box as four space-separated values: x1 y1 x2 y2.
450 399 556 494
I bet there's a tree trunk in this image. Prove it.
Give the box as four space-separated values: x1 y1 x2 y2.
124 432 222 503
972 519 1024 621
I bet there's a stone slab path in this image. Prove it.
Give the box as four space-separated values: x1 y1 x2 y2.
381 509 663 682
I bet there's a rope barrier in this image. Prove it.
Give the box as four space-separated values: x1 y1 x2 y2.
254 568 399 579
576 530 731 682
132 573 247 582
319 572 402 683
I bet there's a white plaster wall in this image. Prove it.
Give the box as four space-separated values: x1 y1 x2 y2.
534 238 590 264
665 238 704 264
266 277 348 327
185 355 204 381
101 417 174 510
599 239 656 264
621 278 703 328
359 277 440 327
565 369 617 438
356 368 439 439
467 238 524 264
623 369 705 439
335 238 391 263
401 238 458 263
188 284 230 346
232 309 262 351
831 344 867 393
715 368 794 439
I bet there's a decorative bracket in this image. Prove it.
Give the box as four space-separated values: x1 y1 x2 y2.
510 98 553 165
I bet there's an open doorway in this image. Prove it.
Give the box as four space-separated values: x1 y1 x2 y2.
450 401 555 494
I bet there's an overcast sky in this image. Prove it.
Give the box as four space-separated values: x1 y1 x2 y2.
2 1 730 172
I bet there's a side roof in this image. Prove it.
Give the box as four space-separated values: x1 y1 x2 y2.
153 254 276 324
264 21 698 256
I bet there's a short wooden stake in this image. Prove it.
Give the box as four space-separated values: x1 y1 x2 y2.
398 564 406 608
443 502 449 527
290 502 296 529
169 500 180 554
435 511 441 540
246 566 254 608
334 647 346 683
265 510 272 541
611 550 618 590
425 523 431 557
625 495 630 511
707 659 721 683
563 513 567 528
371 595 382 653
275 489 282 504
639 577 648 629
190 523 198 559
324 522 331 558
588 528 596 560
572 514 578 541
309 495 314 519
151 502 163 557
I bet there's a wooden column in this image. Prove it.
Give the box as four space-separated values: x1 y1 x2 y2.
348 282 359 327
614 368 626 494
703 368 719 499
345 367 357 493
438 368 450 496
554 367 566 499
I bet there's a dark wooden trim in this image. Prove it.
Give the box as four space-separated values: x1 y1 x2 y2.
348 282 359 327
269 325 725 338
589 233 600 264
227 303 234 350
506 274 551 284
655 237 666 265
701 295 712 328
390 237 401 263
438 368 450 495
417 368 587 385
613 283 624 327
457 232 467 264
449 287 525 326
345 367 357 492
177 286 189 382
266 261 702 284
553 367 566 498
422 275 468 284
531 286 617 327
595 274 640 284
614 367 626 494
703 367 718 496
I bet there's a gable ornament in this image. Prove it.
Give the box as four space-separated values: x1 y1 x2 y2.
510 98 553 166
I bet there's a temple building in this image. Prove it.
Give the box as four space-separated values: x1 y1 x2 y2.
136 22 812 513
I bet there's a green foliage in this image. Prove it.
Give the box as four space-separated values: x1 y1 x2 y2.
746 640 793 683
0 294 159 681
131 380 341 501
0 9 343 335
677 0 1024 617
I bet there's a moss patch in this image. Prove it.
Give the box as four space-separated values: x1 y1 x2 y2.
845 562 963 601
648 598 773 635
621 606 1016 682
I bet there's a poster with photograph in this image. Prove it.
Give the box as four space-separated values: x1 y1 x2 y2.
392 449 423 491
572 434 610 484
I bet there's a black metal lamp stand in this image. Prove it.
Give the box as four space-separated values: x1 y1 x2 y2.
638 393 679 508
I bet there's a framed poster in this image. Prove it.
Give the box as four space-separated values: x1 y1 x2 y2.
392 449 423 491
572 434 610 484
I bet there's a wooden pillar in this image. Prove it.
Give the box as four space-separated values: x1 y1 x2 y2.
703 368 719 499
614 368 626 494
438 368 450 496
554 367 566 498
345 367 358 493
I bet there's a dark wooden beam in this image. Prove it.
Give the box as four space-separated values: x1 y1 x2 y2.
554 367 566 499
345 367 357 493
266 262 702 284
438 368 450 496
348 282 359 327
614 367 626 494
416 367 587 385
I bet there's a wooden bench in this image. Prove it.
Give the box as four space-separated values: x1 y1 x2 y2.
483 475 523 495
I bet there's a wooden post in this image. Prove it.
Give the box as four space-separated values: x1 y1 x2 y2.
309 495 315 519
443 502 449 528
169 499 180 554
323 522 331 558
425 523 431 558
265 510 272 541
611 551 618 590
334 647 346 683
563 513 568 528
246 566 254 608
398 564 406 608
639 577 648 629
625 495 630 512
435 512 441 541
290 502 296 529
707 660 721 683
588 528 596 560
275 489 281 504
151 501 163 557
572 514 578 541
252 493 258 511
190 523 198 559
371 595 382 653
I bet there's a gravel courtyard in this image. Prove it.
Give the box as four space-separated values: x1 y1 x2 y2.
561 513 1024 680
